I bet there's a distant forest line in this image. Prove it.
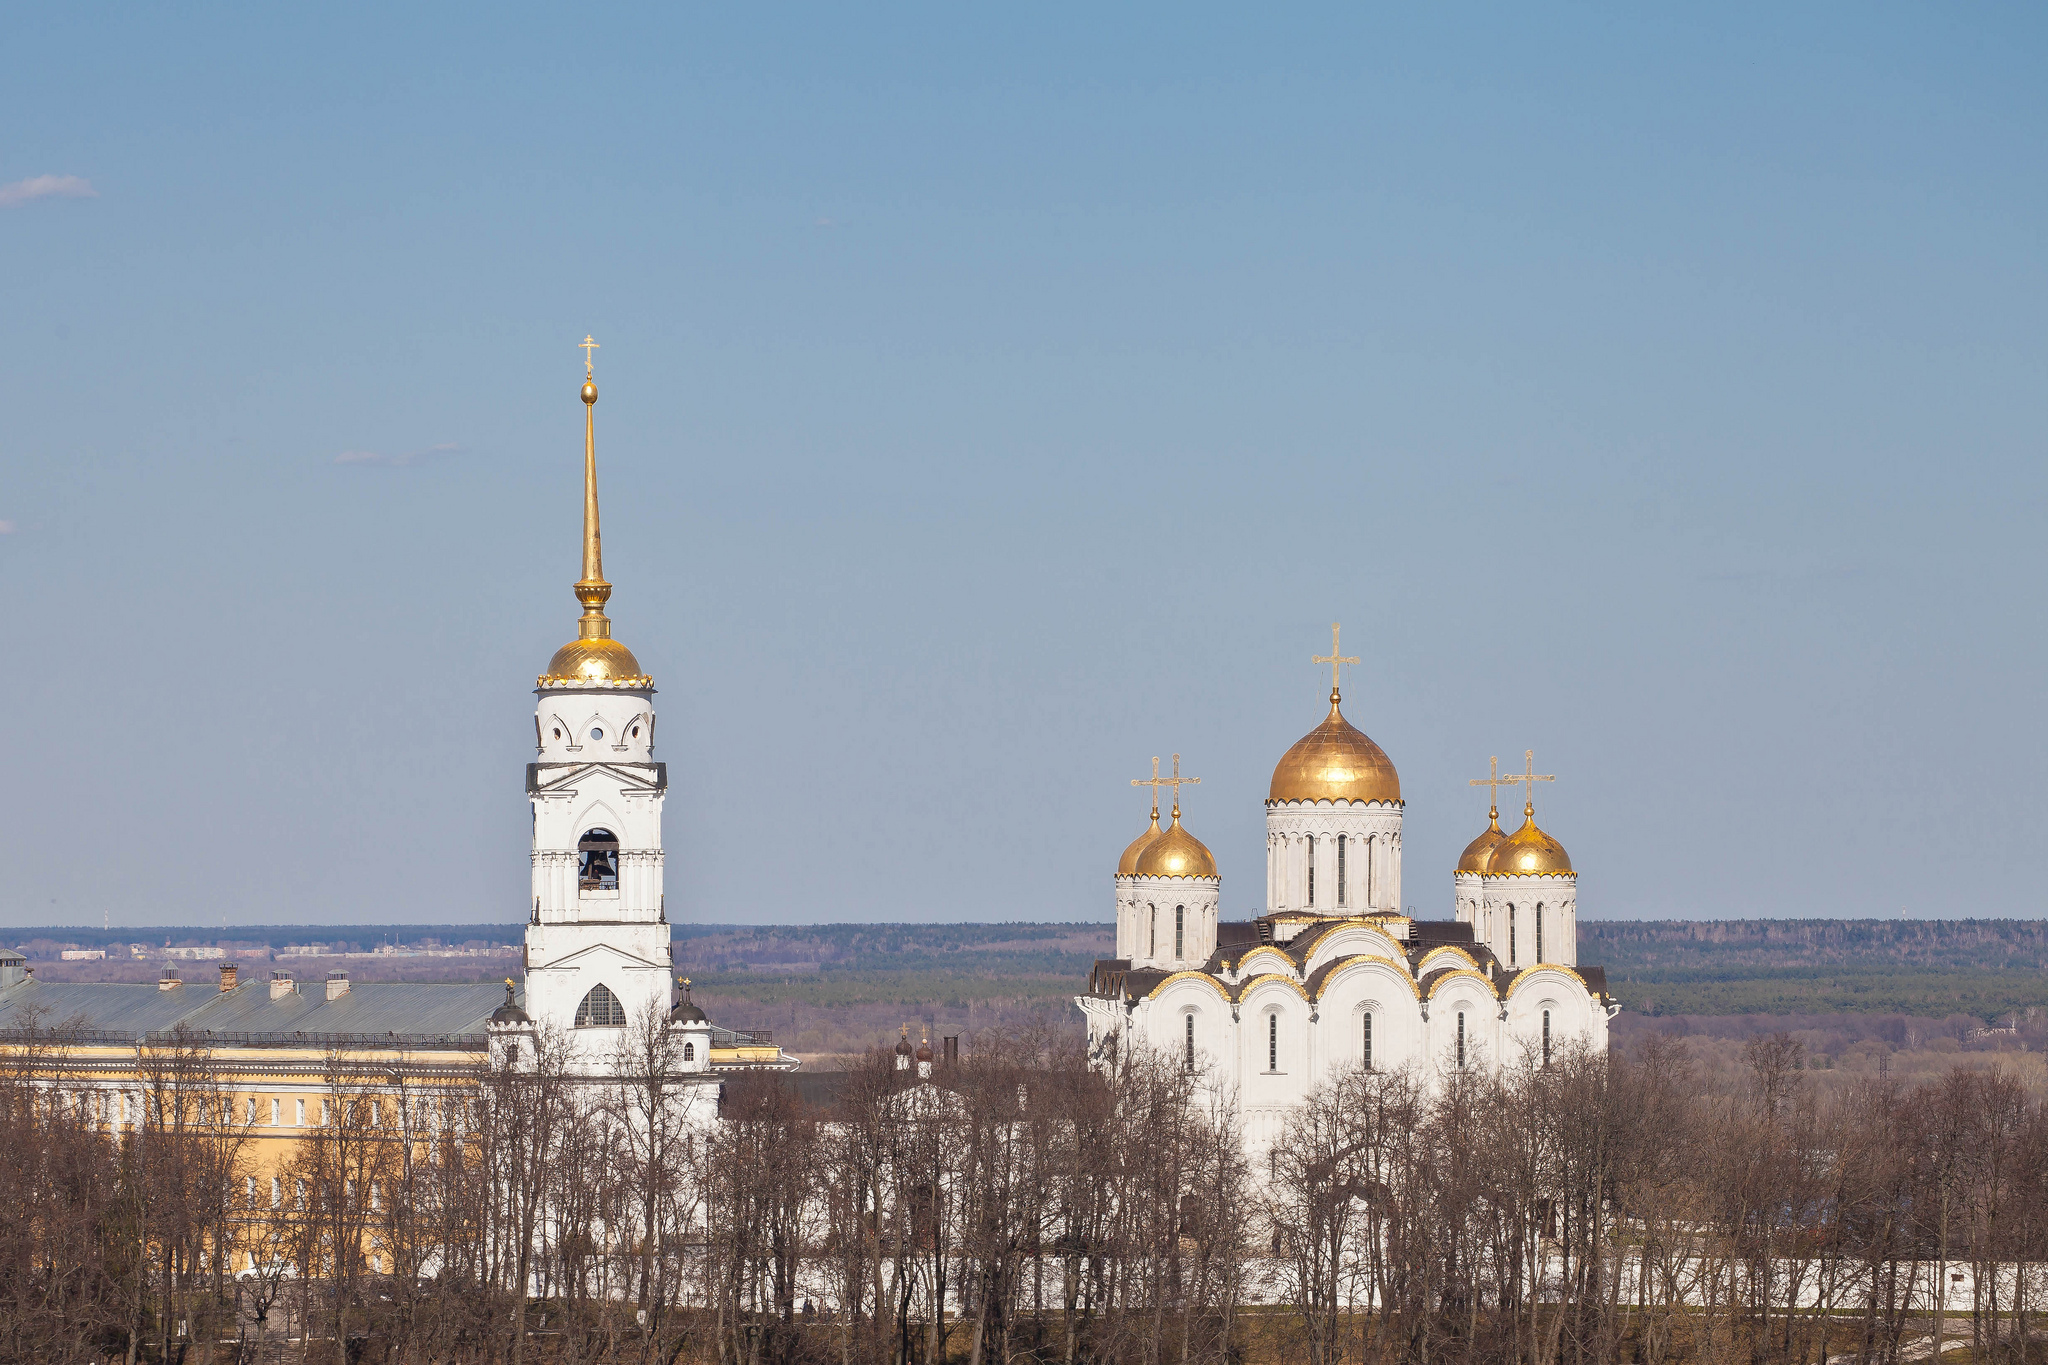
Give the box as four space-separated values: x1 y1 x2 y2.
14 919 2048 1031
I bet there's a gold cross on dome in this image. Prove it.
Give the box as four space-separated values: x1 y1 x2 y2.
1468 755 1518 814
1313 622 1358 694
1514 749 1555 808
580 334 600 377
1132 753 1199 815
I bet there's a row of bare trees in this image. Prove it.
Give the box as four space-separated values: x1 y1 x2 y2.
9 1013 2048 1365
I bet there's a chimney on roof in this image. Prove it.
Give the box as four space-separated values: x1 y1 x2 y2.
158 967 182 991
326 971 350 1001
219 962 237 992
270 971 296 1000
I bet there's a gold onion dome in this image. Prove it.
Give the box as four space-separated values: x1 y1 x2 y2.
1457 806 1508 874
540 344 652 689
1268 691 1400 804
1117 806 1163 877
1489 802 1573 876
1133 808 1218 879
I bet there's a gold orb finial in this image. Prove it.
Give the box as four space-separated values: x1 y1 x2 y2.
582 380 598 405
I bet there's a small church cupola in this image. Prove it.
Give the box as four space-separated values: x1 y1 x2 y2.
894 1024 914 1072
1117 755 1221 970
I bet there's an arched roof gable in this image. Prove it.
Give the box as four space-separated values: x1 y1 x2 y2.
1142 971 1233 1003
1303 954 1423 1001
1234 973 1312 1004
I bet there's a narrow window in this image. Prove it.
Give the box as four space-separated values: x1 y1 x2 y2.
1536 904 1545 963
1148 906 1156 959
682 1041 695 1062
270 1098 279 1126
1268 1013 1279 1071
319 1099 329 1126
370 1182 381 1211
1337 835 1347 906
370 1099 381 1127
1175 905 1185 959
246 1098 256 1126
1457 1011 1468 1070
295 1099 305 1127
1543 1009 1553 1068
270 1177 281 1209
245 1175 255 1205
1185 1013 1196 1073
1509 907 1518 966
1306 835 1315 905
1363 1012 1373 1072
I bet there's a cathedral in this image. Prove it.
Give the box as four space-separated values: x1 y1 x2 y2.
1076 640 1614 1151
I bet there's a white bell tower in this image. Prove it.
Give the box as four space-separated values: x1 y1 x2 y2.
522 340 673 1066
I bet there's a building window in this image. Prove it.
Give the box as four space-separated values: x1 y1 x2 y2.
683 1041 695 1062
270 1177 281 1209
1543 1009 1553 1067
1363 1012 1373 1072
1456 1011 1467 1070
245 1175 255 1205
1306 835 1315 905
1185 1013 1196 1073
575 983 627 1027
246 1098 256 1126
578 828 620 890
1509 906 1517 966
1337 835 1346 906
1268 1013 1279 1072
295 1099 305 1127
270 1099 280 1126
1175 905 1185 959
1148 905 1156 959
1535 904 1544 963
370 1099 381 1127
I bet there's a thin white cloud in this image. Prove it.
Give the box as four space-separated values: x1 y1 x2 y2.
334 442 464 469
0 174 97 209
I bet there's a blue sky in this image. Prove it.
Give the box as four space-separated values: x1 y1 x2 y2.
4 5 2045 927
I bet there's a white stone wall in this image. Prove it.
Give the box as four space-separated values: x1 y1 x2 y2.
1480 874 1578 968
1116 876 1220 969
526 682 674 1070
1264 802 1403 914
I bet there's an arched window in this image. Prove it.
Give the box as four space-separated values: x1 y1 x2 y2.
1535 903 1545 963
574 983 627 1027
1456 1010 1468 1070
1508 906 1518 966
1337 835 1347 906
1148 905 1157 959
1184 1013 1195 1073
1267 1012 1279 1072
1174 905 1185 959
683 1041 696 1062
1542 1009 1552 1068
1305 835 1315 905
1362 1011 1374 1072
579 829 620 891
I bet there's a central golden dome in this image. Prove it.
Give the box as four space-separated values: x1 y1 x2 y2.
1117 808 1163 877
1133 812 1217 879
1269 691 1400 805
543 636 648 687
1489 803 1573 876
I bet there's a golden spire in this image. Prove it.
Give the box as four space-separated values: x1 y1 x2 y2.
1313 622 1359 709
538 337 649 688
574 335 611 641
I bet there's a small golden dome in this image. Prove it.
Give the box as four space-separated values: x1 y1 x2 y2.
1457 808 1507 874
1117 808 1163 877
542 637 649 688
1269 692 1400 804
1133 811 1217 879
1489 802 1573 876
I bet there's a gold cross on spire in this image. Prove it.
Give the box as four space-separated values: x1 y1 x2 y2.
1514 749 1555 810
1132 753 1199 818
1313 622 1358 698
580 334 600 377
1468 754 1518 817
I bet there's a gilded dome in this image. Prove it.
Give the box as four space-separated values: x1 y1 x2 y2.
1457 809 1507 874
1117 808 1163 877
1269 692 1400 805
1489 803 1573 876
542 636 650 688
1133 812 1218 879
